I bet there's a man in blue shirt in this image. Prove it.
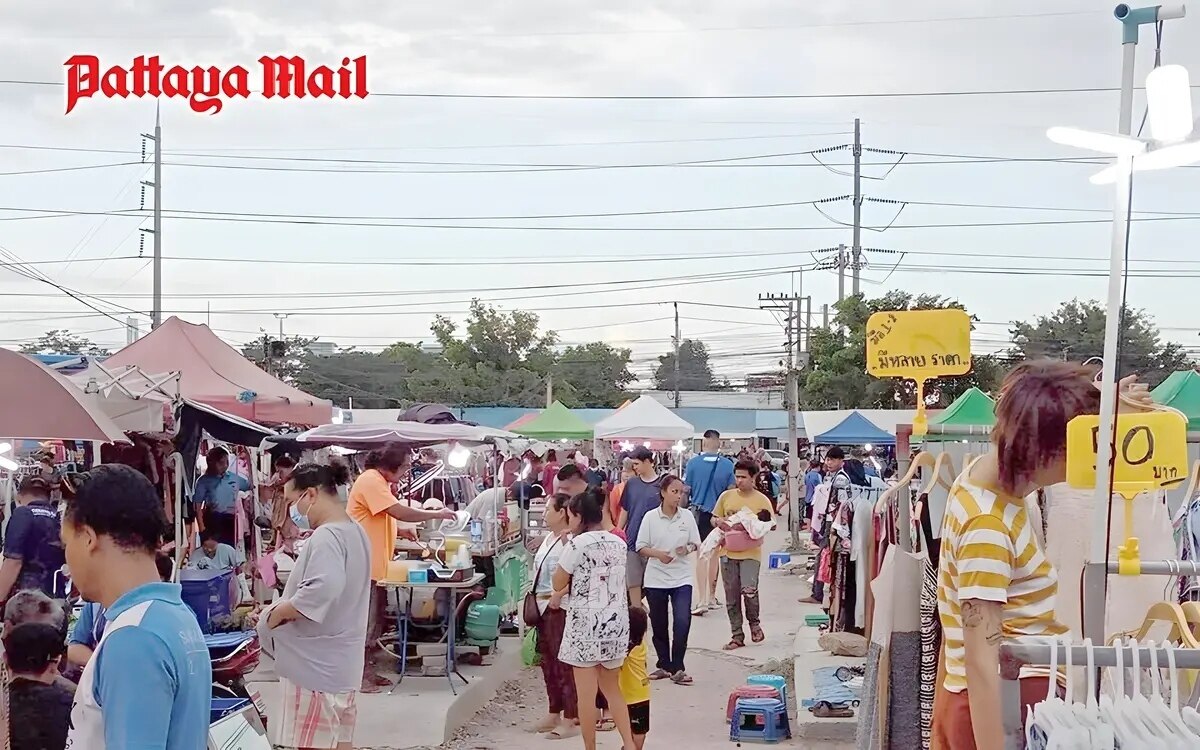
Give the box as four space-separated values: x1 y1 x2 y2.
194 446 251 547
682 430 734 615
61 464 211 749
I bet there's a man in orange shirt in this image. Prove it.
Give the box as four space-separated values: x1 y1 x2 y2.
348 443 455 692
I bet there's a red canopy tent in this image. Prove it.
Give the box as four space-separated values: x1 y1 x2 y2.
104 316 332 426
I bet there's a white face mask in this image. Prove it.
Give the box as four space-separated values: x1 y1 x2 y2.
290 491 315 531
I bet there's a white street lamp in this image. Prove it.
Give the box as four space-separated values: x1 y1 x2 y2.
1047 3 1190 647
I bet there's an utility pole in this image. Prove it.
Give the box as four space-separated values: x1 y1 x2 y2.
672 302 681 408
759 285 804 549
851 118 862 296
144 105 163 329
837 244 846 302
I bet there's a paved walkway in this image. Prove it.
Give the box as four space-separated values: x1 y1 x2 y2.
444 527 857 749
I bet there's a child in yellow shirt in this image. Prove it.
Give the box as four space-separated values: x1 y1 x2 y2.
619 606 651 748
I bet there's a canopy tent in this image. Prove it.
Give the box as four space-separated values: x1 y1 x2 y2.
1152 370 1200 432
932 388 996 427
516 401 594 440
593 395 694 442
104 316 332 426
503 412 538 432
0 350 129 443
67 359 179 433
813 411 895 446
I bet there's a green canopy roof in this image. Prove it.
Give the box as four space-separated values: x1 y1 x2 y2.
1152 370 1200 432
517 401 594 440
932 387 996 427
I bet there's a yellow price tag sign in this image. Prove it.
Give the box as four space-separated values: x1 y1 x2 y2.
866 309 972 381
1065 411 1189 498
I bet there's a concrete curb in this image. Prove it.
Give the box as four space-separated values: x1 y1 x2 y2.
441 640 522 746
792 628 862 743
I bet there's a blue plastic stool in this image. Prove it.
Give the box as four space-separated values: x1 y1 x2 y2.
768 551 791 569
747 674 789 708
730 697 791 744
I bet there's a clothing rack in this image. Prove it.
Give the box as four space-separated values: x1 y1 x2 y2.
999 641 1200 750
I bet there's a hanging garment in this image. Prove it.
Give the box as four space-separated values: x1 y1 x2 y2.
916 493 942 750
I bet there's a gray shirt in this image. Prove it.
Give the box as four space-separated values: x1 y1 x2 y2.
620 475 663 551
258 520 371 694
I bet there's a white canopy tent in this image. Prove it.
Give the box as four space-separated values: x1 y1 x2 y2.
593 395 695 442
66 360 181 433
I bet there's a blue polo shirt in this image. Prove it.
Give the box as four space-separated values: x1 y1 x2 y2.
193 470 250 514
92 582 211 749
683 453 735 514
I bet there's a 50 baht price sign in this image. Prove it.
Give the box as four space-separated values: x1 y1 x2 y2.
866 309 972 435
1066 410 1189 498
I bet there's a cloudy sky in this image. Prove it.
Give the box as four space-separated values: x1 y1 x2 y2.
2 1 1199 384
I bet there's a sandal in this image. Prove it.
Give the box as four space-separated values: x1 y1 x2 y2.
671 671 694 685
649 668 672 680
531 716 559 734
546 724 579 740
722 639 745 651
751 625 766 643
596 718 616 732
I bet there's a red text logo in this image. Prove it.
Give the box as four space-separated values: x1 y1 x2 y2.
63 55 369 115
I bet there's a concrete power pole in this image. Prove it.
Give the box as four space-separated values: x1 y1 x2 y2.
759 287 803 549
673 301 681 408
837 244 847 303
851 118 862 296
151 106 163 328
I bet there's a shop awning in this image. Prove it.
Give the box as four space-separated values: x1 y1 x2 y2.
0 350 129 443
1152 370 1200 432
813 411 895 446
104 316 332 426
517 401 593 440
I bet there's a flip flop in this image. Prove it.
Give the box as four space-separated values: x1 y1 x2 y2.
546 724 580 740
649 669 672 680
596 718 616 732
722 640 745 651
751 625 766 643
671 671 694 685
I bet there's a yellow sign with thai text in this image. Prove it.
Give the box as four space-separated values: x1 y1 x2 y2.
1065 411 1189 498
865 309 972 381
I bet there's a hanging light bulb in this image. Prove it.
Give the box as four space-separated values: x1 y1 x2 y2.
448 444 471 469
1146 64 1194 143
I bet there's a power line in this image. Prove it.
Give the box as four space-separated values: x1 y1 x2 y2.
0 162 142 176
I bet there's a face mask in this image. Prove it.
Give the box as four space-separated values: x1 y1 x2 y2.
290 492 314 531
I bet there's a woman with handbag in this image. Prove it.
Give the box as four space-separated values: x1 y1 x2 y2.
526 493 579 739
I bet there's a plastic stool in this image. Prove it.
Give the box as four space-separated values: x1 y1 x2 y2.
747 674 789 708
768 552 791 569
730 697 791 744
725 685 780 723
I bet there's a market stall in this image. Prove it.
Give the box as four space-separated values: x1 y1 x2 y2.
592 394 694 473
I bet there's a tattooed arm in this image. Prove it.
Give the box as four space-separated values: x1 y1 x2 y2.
961 598 1005 750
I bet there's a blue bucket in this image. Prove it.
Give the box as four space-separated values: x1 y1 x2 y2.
180 568 236 633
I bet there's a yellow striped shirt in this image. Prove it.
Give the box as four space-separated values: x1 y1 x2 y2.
936 473 1067 692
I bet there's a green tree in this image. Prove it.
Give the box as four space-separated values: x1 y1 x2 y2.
556 342 635 407
800 291 1002 409
1009 299 1190 386
432 300 558 372
653 339 717 391
20 329 110 356
241 334 315 384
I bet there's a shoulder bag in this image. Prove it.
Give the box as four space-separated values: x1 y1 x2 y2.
523 536 562 628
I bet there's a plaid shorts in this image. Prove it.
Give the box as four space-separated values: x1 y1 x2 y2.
270 677 358 749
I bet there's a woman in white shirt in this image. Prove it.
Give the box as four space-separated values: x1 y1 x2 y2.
530 493 578 739
635 475 701 685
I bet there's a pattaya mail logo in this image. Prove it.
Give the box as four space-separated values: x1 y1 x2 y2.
63 55 369 115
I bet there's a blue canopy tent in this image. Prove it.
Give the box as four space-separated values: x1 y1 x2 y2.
813 411 895 446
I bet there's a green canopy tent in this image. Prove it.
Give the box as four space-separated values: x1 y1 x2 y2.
921 387 996 441
1152 370 1200 432
516 400 594 440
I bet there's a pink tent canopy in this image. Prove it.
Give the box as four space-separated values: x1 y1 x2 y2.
0 349 128 442
104 317 332 426
503 412 538 432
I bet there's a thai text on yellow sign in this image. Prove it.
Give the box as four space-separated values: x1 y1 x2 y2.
866 309 972 381
1066 410 1189 499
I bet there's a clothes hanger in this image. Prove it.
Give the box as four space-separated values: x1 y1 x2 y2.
919 452 957 496
1135 602 1200 648
874 451 933 514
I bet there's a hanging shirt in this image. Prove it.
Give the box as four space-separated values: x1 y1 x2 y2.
67 582 211 750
